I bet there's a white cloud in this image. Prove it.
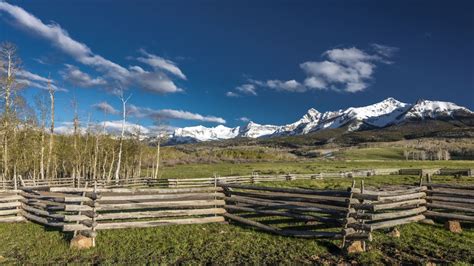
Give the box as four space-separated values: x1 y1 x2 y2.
233 45 396 94
300 46 394 92
61 64 107 87
265 79 306 92
128 104 226 124
303 76 326 90
238 117 250 122
16 69 66 92
0 2 184 93
137 49 186 80
235 84 257 95
225 91 240 97
92 101 119 115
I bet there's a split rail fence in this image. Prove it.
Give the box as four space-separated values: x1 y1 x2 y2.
424 183 474 223
0 179 472 250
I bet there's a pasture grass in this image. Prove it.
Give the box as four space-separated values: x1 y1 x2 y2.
0 218 473 264
159 160 474 178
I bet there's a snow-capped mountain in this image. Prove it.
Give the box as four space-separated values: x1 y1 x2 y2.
168 98 473 143
171 125 240 143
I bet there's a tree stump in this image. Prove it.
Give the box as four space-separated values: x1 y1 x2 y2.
70 235 94 249
444 220 462 233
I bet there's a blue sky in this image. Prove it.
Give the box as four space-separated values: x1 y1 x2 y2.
0 0 473 131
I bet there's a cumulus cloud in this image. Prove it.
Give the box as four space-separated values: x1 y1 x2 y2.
300 47 388 92
61 64 107 88
231 45 396 95
128 105 226 124
92 101 119 115
0 2 184 93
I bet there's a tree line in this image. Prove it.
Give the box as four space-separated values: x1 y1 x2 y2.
0 42 164 182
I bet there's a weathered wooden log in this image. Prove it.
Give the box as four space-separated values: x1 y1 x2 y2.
229 190 354 204
97 199 225 211
0 201 21 209
353 206 427 221
345 232 373 242
224 205 343 224
353 199 426 212
51 187 222 194
426 195 474 204
63 216 225 231
219 183 351 197
424 211 474 222
20 211 63 227
225 196 351 214
351 193 380 201
0 195 22 202
98 193 224 202
0 209 19 216
427 203 474 213
377 192 426 203
429 200 473 208
428 188 474 197
21 204 64 219
64 208 226 222
368 214 426 231
0 216 25 223
425 183 474 189
223 213 342 239
352 186 427 196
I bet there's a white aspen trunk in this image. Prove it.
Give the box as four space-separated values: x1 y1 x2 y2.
114 94 130 182
154 138 161 179
47 80 55 179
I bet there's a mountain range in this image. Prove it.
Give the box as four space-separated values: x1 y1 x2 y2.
169 98 474 144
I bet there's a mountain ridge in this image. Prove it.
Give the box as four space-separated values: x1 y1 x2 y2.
169 98 474 144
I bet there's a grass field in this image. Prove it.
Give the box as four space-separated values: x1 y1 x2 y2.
158 159 474 179
1 214 473 264
1 172 473 264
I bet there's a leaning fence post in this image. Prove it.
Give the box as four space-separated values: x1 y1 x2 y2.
341 180 356 249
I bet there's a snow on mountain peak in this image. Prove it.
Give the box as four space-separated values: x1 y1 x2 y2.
403 100 472 119
240 121 279 138
168 98 473 143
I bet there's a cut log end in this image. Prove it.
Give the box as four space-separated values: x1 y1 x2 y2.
345 241 365 254
444 220 462 233
70 235 94 250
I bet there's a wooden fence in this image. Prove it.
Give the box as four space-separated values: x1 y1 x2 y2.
424 183 474 223
19 185 225 238
350 185 427 233
0 167 472 190
1 177 472 251
0 190 24 223
219 183 371 243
